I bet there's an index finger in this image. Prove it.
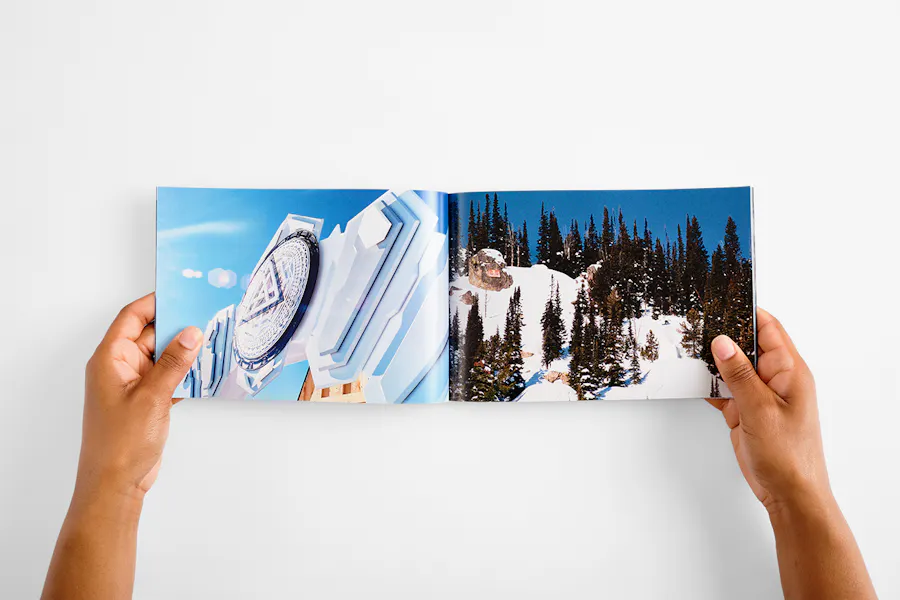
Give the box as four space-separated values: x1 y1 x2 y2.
102 293 156 344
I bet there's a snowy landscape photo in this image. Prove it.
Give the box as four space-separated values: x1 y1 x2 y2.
447 188 755 402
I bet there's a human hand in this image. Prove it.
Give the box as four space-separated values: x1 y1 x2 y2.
77 293 202 503
40 295 202 599
706 308 831 514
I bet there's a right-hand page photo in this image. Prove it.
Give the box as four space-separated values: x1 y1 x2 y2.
448 187 755 402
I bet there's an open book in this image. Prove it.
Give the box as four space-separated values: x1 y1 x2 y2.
156 187 755 403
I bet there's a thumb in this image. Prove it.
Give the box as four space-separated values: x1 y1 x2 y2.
140 326 204 400
711 335 773 411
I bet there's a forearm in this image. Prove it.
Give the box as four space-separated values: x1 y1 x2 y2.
42 484 143 600
769 490 876 600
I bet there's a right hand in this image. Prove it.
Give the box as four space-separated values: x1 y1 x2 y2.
706 308 831 514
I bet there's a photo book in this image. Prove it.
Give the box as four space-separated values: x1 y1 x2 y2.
156 187 755 403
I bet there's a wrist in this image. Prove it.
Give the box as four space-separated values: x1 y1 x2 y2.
767 484 839 529
70 473 145 526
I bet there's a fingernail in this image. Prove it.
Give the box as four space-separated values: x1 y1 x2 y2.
712 335 737 361
178 327 203 350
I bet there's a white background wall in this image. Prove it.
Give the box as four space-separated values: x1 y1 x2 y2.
2 1 898 598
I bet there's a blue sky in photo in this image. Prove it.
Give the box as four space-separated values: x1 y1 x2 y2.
452 187 753 262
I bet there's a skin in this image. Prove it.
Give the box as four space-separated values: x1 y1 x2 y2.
42 294 202 600
42 299 876 599
707 308 877 599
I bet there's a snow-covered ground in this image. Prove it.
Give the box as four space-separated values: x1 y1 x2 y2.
603 312 732 400
451 264 577 387
517 379 579 402
450 264 728 401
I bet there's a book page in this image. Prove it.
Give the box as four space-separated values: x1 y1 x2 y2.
448 188 755 401
156 188 449 403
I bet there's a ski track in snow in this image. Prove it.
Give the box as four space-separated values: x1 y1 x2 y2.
450 264 731 401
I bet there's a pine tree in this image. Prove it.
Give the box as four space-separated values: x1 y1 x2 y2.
659 234 672 315
465 198 477 275
449 196 461 280
701 245 727 373
678 308 703 359
511 287 526 397
642 219 653 301
582 295 604 398
600 207 615 260
588 208 618 308
449 308 462 400
723 278 745 350
568 283 587 399
631 219 646 316
473 201 482 250
547 211 565 272
616 211 641 319
603 289 626 387
469 332 499 402
723 216 741 283
650 238 667 317
674 224 686 313
617 209 630 251
665 234 675 312
563 219 584 277
541 277 566 367
541 279 556 368
519 221 532 267
462 295 485 400
682 215 709 313
642 330 660 361
623 316 634 358
719 218 752 354
708 245 727 299
503 203 513 264
499 288 526 401
553 280 565 348
537 203 549 265
643 219 653 256
585 216 596 263
450 307 461 359
615 210 629 311
737 259 754 351
629 334 642 384
491 192 504 249
480 194 491 250
485 331 503 401
710 376 721 398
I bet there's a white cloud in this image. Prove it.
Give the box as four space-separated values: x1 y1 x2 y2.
181 268 203 279
159 220 246 241
240 274 252 290
208 268 237 289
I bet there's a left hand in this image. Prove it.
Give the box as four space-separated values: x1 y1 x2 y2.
77 293 202 501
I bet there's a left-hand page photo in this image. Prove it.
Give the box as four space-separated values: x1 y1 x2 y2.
156 188 450 403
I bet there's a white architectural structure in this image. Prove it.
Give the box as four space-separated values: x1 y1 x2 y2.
180 190 449 404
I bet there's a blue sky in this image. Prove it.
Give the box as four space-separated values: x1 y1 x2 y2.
157 188 431 400
452 187 753 261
